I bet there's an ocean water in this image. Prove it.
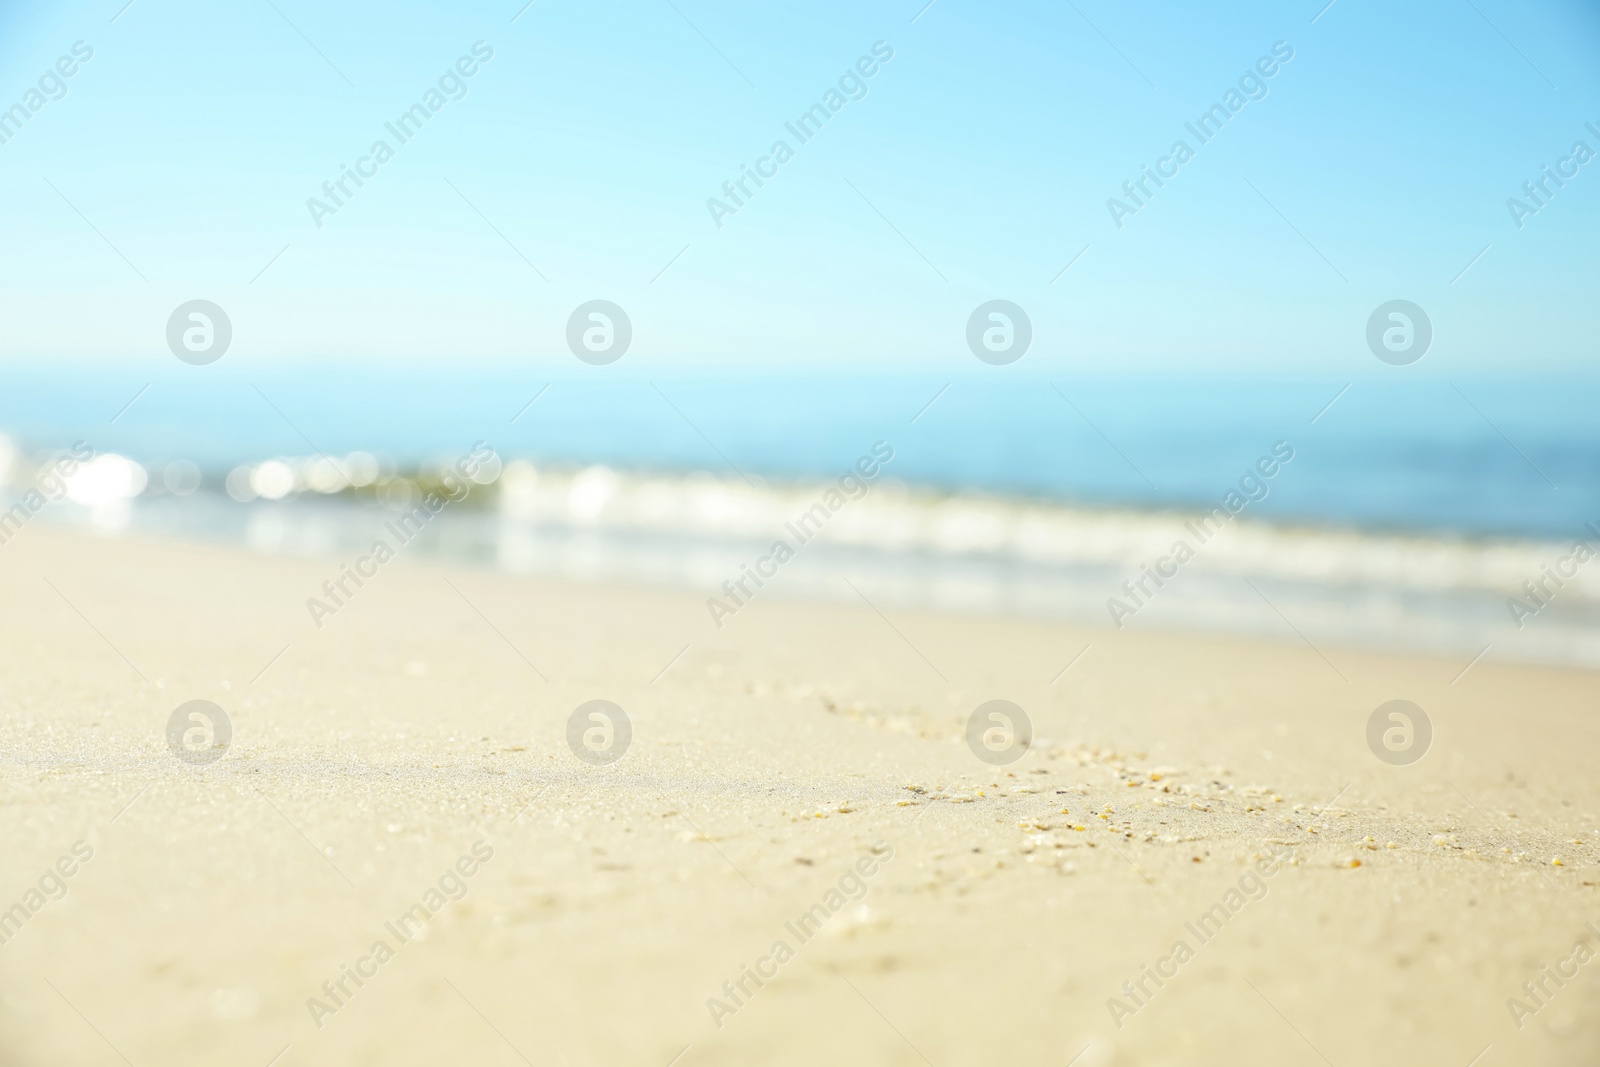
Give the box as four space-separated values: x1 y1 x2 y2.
3 363 1597 667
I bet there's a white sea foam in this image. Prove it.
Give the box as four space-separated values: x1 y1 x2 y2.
485 465 1600 667
9 458 1597 668
494 463 1592 601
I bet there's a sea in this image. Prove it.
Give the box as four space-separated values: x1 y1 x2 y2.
2 362 1597 670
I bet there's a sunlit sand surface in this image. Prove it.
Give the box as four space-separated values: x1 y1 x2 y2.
2 529 1597 1065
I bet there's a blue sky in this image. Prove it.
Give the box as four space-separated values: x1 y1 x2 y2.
0 0 1597 370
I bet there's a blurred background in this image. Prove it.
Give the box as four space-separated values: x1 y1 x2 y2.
3 0 1599 664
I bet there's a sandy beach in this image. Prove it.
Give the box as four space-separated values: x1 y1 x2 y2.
2 526 1598 1066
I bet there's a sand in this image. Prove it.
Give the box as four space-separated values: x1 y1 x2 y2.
2 526 1598 1066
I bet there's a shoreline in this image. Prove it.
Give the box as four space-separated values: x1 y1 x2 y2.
10 479 1600 672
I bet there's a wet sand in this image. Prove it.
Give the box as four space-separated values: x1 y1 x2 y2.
2 527 1598 1065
